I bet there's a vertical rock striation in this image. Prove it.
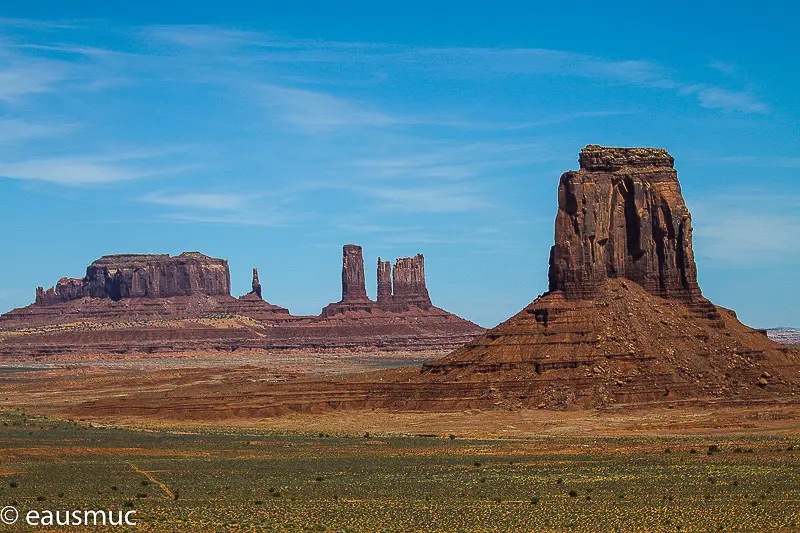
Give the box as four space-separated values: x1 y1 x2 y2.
391 255 432 309
321 245 376 316
322 247 436 316
35 253 231 304
341 244 369 302
377 258 392 306
548 145 702 303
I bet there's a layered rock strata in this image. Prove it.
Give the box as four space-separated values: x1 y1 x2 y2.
2 246 483 356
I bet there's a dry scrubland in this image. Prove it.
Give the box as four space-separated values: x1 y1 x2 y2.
1 411 800 532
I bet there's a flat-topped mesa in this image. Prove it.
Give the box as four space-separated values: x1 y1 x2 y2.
376 258 392 305
320 244 376 317
548 145 702 303
391 255 432 309
35 252 231 304
251 268 262 299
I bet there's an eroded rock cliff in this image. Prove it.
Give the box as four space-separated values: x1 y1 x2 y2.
35 253 230 304
548 145 701 303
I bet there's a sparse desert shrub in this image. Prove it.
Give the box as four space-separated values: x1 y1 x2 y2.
569 490 578 498
664 448 672 454
531 496 540 505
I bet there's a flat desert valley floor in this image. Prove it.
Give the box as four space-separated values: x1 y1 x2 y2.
2 352 800 532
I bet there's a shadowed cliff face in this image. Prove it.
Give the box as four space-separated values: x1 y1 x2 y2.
35 253 231 304
548 145 702 302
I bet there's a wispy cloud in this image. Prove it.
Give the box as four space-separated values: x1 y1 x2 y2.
0 118 76 143
260 84 398 133
0 63 66 102
363 184 490 213
693 190 800 266
0 152 191 186
683 85 769 114
140 191 249 210
689 154 800 168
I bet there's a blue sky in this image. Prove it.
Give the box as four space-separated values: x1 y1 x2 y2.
0 1 798 328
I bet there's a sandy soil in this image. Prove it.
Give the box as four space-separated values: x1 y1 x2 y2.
2 353 799 439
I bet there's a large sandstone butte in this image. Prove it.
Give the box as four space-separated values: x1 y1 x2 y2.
419 145 800 406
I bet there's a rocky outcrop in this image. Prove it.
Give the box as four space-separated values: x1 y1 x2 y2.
392 255 432 309
377 258 392 305
548 145 701 303
251 268 262 299
321 245 376 317
322 247 446 316
35 252 230 304
376 254 433 311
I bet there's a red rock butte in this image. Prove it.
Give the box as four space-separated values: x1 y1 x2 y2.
419 145 800 406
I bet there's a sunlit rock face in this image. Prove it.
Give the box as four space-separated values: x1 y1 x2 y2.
548 145 702 303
